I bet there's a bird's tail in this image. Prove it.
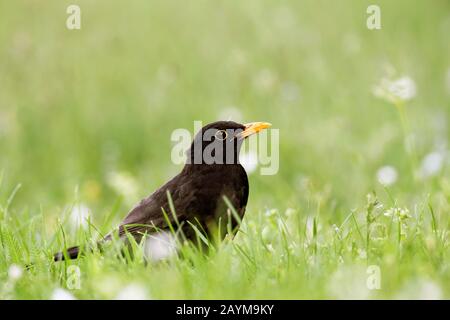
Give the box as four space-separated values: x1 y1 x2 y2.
53 245 81 261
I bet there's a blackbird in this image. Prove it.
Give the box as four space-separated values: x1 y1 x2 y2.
54 121 271 261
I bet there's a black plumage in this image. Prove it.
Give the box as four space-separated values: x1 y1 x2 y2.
54 120 270 261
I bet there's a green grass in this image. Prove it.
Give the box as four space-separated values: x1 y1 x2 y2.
0 0 449 299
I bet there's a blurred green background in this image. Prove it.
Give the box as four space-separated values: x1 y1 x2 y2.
0 0 449 299
1 0 449 219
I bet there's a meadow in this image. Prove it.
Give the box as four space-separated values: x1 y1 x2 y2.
0 0 449 299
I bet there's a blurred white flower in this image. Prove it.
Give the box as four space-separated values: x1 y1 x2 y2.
107 171 138 203
229 48 247 68
94 275 123 298
392 77 416 100
261 226 274 242
70 203 90 229
143 232 177 262
329 266 370 299
420 281 443 300
265 208 277 218
253 69 277 92
295 174 311 191
280 82 300 102
396 279 442 300
0 110 17 138
305 216 315 241
8 264 23 281
357 249 367 260
51 288 76 300
373 76 416 104
239 151 258 174
419 152 444 178
116 283 150 300
156 65 176 87
218 106 243 122
342 33 361 55
376 165 398 186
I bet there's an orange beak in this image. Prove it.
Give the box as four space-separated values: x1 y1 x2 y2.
237 122 272 139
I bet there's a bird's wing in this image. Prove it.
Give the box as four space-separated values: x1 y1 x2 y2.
109 197 170 242
106 174 190 241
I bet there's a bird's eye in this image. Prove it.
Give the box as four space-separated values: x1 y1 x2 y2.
215 130 228 141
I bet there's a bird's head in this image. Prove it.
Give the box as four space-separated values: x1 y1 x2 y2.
187 121 271 165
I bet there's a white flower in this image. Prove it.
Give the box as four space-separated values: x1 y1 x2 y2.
239 151 258 174
8 264 23 281
389 77 416 100
51 288 76 300
116 284 149 300
143 232 177 262
107 171 138 203
419 152 444 178
218 106 243 122
70 203 90 229
384 207 410 221
376 166 398 186
373 76 416 103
